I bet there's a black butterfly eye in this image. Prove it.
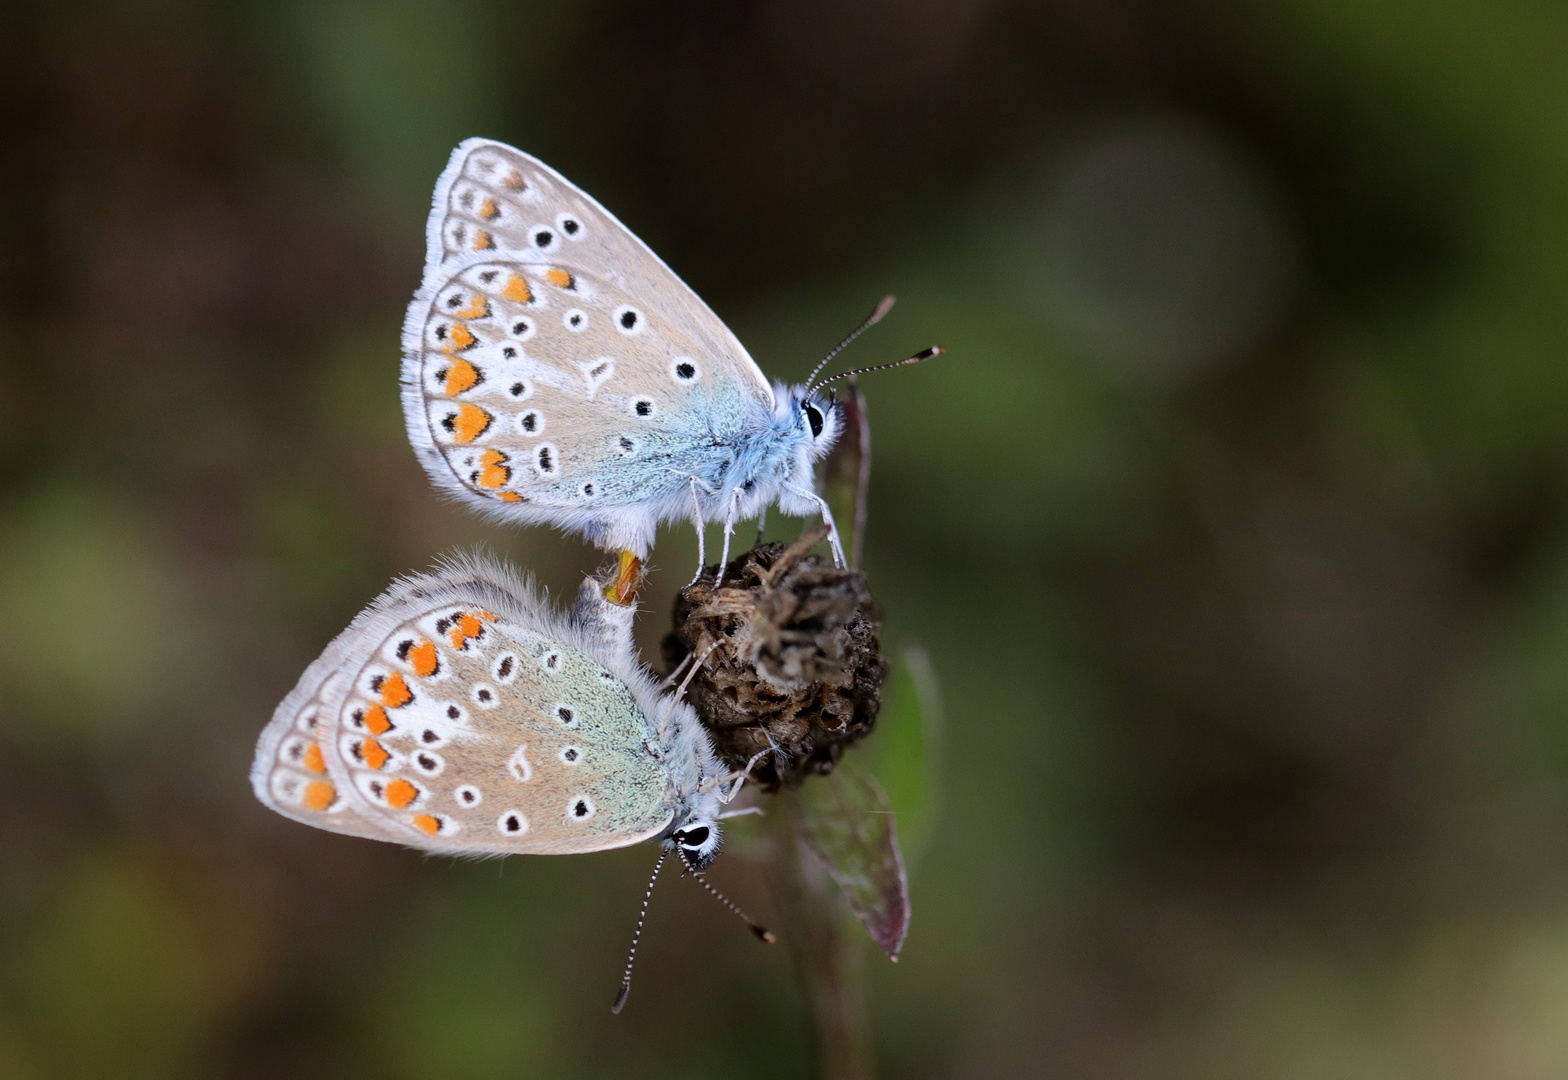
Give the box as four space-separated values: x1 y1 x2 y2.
678 826 710 848
804 403 824 439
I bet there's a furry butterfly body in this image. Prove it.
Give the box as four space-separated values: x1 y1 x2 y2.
251 556 728 865
402 138 846 565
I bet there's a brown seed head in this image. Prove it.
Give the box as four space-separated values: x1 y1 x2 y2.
662 528 887 790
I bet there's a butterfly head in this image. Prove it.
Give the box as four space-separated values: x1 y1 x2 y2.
668 816 722 870
786 384 842 461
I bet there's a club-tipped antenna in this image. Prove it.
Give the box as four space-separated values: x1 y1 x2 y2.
815 345 943 390
803 295 897 395
678 849 776 943
612 849 668 1014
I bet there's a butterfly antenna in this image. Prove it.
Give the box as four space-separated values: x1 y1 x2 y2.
612 849 668 1014
804 294 897 395
678 849 776 943
816 345 943 389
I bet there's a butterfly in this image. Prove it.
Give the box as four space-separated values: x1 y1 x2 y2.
251 555 736 869
401 138 938 574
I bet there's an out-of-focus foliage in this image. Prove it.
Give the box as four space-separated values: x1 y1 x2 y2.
7 0 1568 1076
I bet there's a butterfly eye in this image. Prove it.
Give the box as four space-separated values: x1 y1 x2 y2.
804 403 825 439
678 826 710 848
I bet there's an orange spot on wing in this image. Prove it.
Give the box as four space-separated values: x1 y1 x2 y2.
451 404 493 445
478 198 499 221
302 743 326 774
544 268 573 289
454 295 489 319
379 672 412 708
407 639 438 677
447 611 487 649
503 170 525 191
413 814 441 835
475 448 510 489
444 358 480 396
446 323 476 350
360 739 390 771
499 491 524 502
472 229 493 251
501 274 532 303
362 704 392 735
386 779 418 809
478 610 497 621
304 781 336 811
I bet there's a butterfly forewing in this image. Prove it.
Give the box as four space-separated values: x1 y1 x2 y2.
253 568 676 856
402 140 780 546
426 139 770 401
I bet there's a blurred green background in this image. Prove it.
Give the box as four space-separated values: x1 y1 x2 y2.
6 0 1568 1076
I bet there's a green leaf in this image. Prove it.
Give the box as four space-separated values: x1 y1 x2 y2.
817 382 871 568
793 761 910 959
872 645 944 870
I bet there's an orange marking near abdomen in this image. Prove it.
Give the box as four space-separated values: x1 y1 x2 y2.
444 358 480 396
476 448 510 489
304 781 336 811
362 704 392 735
407 639 438 677
451 404 492 445
501 274 531 303
478 198 499 221
413 814 441 835
379 672 412 708
446 323 476 350
455 295 489 319
544 268 573 288
386 779 418 809
303 743 326 774
360 739 390 771
472 229 493 251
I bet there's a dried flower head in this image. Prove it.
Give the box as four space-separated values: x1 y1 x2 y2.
662 528 888 790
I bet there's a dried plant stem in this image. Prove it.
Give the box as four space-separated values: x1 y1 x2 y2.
769 788 876 1080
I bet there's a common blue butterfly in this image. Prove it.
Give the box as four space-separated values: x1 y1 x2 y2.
401 139 937 573
251 555 738 867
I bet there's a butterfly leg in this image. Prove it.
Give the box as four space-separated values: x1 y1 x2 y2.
718 805 764 819
687 476 706 585
784 483 847 568
754 505 768 547
715 487 745 587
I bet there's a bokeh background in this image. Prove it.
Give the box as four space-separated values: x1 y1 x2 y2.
6 0 1568 1076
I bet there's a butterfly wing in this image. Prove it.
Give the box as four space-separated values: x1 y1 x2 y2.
252 562 677 855
401 140 777 552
